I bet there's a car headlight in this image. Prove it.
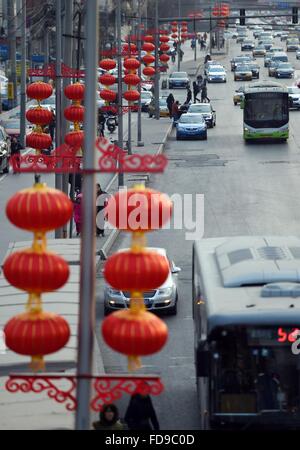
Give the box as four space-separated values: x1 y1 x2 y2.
244 127 250 132
158 287 173 296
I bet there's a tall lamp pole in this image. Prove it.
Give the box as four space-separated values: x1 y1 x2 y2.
117 0 124 187
75 0 98 430
177 0 181 72
20 0 26 149
137 0 144 146
154 0 159 120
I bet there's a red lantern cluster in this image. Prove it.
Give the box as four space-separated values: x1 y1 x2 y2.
102 185 173 371
3 181 73 371
181 21 188 43
64 82 85 154
142 38 155 79
25 82 53 154
99 58 117 106
159 32 170 66
123 57 140 104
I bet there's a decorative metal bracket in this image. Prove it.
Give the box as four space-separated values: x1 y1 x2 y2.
6 374 164 412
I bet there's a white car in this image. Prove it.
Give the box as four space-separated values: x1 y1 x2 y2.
297 49 300 60
288 86 300 109
206 65 226 83
0 74 8 96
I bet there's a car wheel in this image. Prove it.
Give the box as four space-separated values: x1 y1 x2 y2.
210 121 214 128
203 132 208 140
168 297 178 315
104 305 112 316
234 101 237 105
176 135 180 140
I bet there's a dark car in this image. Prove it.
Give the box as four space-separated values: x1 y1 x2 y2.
245 63 260 79
168 71 190 89
268 60 281 77
234 64 253 81
0 125 11 174
187 103 216 128
241 40 255 51
230 55 252 71
274 62 294 79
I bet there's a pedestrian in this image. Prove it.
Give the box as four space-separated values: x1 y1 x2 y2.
173 41 178 51
96 183 109 237
49 108 56 141
201 81 210 103
193 81 201 103
73 192 82 236
179 48 184 61
166 93 175 118
98 110 106 137
185 86 192 105
10 136 22 173
204 53 211 65
197 74 203 87
125 392 160 431
93 404 125 431
212 37 216 49
171 100 180 123
171 50 176 63
204 32 207 41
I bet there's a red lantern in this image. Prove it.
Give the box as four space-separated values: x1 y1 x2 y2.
104 250 169 292
26 82 53 101
106 187 172 232
181 27 188 33
123 90 140 102
160 54 170 63
160 43 170 52
171 27 178 33
182 21 187 26
143 66 156 77
181 33 188 40
4 311 70 369
159 35 169 43
99 58 116 71
102 310 168 359
142 42 155 53
100 89 117 102
26 108 52 126
65 130 84 149
64 105 85 123
3 250 70 293
6 183 73 233
99 74 116 86
123 58 140 71
171 33 178 39
26 132 52 150
171 21 177 26
64 82 85 101
123 74 140 86
123 43 137 53
142 54 155 65
143 35 154 43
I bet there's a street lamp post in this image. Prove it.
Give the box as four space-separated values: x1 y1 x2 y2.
154 0 159 120
20 0 26 149
137 0 144 146
177 0 181 72
117 0 124 187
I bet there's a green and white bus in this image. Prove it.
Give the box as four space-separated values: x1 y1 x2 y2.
242 81 289 141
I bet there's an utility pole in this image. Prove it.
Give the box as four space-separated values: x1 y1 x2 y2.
117 0 124 187
7 0 17 109
194 17 197 61
137 0 143 146
75 0 98 431
43 27 49 82
20 0 26 149
154 0 159 120
127 30 132 155
62 0 74 237
177 0 181 72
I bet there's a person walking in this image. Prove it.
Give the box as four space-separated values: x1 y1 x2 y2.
125 392 160 431
73 192 82 236
96 183 109 237
98 110 106 137
93 404 125 431
201 80 210 103
166 93 175 118
193 81 201 103
49 108 56 141
171 100 180 123
185 86 192 105
10 136 22 173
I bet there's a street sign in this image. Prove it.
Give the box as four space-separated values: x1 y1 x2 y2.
7 82 14 100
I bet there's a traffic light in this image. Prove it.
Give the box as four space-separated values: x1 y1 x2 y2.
292 7 298 24
240 8 245 26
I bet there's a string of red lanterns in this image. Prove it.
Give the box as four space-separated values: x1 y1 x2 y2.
99 58 117 105
159 34 170 67
123 57 141 104
142 35 155 79
64 82 85 153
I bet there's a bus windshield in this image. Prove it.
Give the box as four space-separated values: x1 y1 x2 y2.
244 92 288 128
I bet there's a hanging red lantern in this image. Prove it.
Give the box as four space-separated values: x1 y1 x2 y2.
160 43 170 52
142 42 155 53
142 54 155 65
181 33 188 40
123 57 140 71
99 58 116 71
171 27 178 33
100 89 117 102
64 130 85 149
171 33 178 39
181 27 188 33
123 43 137 53
159 35 169 43
26 132 52 150
99 74 117 86
64 82 85 101
160 54 170 63
104 250 169 292
6 183 73 233
64 105 85 123
123 90 140 102
182 21 187 26
102 310 168 369
26 107 52 126
143 66 156 77
26 82 53 101
4 311 70 370
3 250 70 293
143 35 154 43
171 21 177 26
106 186 172 232
123 73 141 86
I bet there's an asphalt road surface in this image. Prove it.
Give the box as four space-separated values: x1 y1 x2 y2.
96 32 300 430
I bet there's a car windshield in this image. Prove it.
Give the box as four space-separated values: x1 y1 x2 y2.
159 99 167 106
179 114 204 124
236 65 251 71
189 104 211 113
278 63 292 68
2 121 19 129
208 67 224 72
170 72 187 78
141 92 152 99
255 46 265 50
288 87 300 94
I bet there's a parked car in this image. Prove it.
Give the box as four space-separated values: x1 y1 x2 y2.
288 86 300 109
274 62 294 79
176 113 207 140
187 102 216 128
167 71 190 89
206 65 226 83
1 119 32 142
133 90 153 112
148 97 169 118
104 247 180 315
0 125 11 174
234 64 253 81
233 85 246 105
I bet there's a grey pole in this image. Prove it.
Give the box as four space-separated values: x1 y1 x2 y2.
7 0 17 109
117 0 124 187
20 0 26 149
137 0 144 146
75 0 98 430
194 17 197 61
154 0 159 120
62 0 74 237
55 0 63 238
177 0 181 72
43 28 49 82
127 31 132 155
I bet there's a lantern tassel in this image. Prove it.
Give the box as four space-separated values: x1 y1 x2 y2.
30 355 45 372
128 355 142 372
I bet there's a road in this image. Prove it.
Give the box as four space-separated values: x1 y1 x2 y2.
96 33 300 430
